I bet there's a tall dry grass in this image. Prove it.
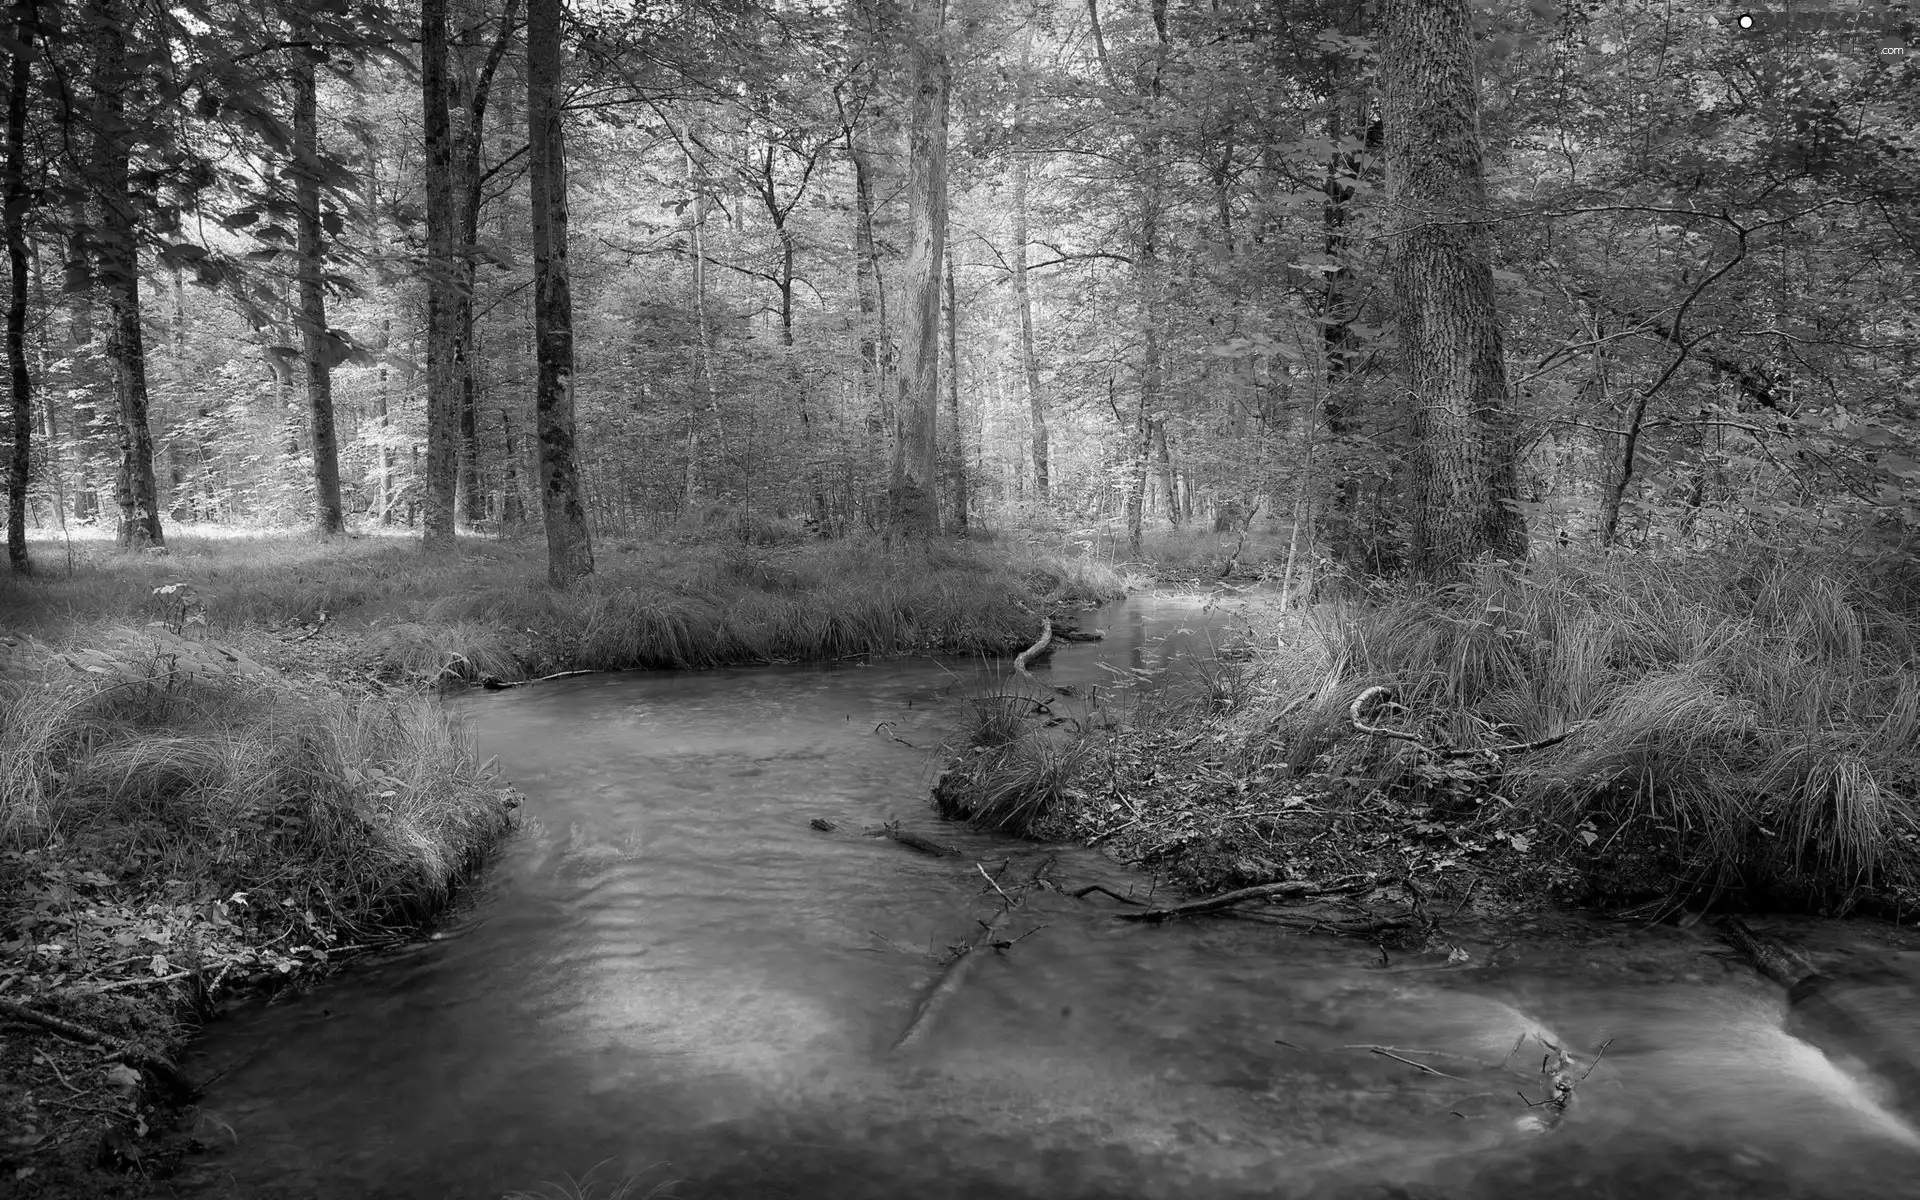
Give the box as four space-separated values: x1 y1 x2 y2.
1216 547 1920 904
0 641 513 932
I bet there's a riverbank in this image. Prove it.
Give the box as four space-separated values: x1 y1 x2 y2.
0 643 516 1195
935 545 1920 928
0 525 1131 1193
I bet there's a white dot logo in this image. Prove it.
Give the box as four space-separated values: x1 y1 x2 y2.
1738 12 1755 29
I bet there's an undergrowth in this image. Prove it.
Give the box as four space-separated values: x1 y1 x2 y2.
938 545 1920 914
0 529 1130 684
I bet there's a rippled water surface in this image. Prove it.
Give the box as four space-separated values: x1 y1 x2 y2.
174 595 1920 1199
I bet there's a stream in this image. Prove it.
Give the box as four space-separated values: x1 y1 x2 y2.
173 594 1920 1199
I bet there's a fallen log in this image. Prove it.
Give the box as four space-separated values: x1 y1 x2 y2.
1717 916 1815 988
866 823 959 858
1115 877 1372 923
893 856 1054 1051
1012 618 1053 677
1052 626 1105 643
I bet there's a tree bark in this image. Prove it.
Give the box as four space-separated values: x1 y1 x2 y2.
455 0 518 526
1381 0 1527 579
888 0 947 539
420 0 458 550
4 2 34 572
1318 54 1368 567
1010 26 1049 501
292 27 344 537
527 0 593 586
944 241 966 533
88 0 161 549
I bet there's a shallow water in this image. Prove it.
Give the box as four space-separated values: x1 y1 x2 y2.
173 595 1920 1199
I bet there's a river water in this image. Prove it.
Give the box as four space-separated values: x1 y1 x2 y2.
173 595 1920 1200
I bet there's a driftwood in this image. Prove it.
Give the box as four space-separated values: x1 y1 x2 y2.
866 822 959 858
1718 916 1815 988
1052 626 1105 643
1115 877 1372 923
1348 686 1584 760
1243 912 1414 938
1012 618 1053 677
481 669 598 691
893 856 1054 1051
0 996 195 1098
1068 882 1146 906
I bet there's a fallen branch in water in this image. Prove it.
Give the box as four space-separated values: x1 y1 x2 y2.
1718 915 1815 988
1067 882 1146 906
1012 617 1053 677
481 669 599 690
866 822 959 858
1116 877 1373 923
1364 1046 1464 1080
893 855 1054 1051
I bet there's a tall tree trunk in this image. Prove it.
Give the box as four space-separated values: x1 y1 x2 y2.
1381 0 1527 579
1318 56 1368 567
944 240 966 533
1010 24 1049 501
888 0 947 538
89 0 161 549
420 0 458 549
455 0 518 526
4 2 33 571
527 0 592 586
1121 0 1170 557
292 29 344 536
1155 420 1180 526
376 317 394 523
847 119 888 437
500 407 524 526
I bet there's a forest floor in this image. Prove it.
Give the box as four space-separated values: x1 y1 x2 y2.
0 522 1129 1196
936 543 1920 941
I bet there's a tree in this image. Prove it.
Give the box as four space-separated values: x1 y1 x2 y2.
421 0 459 549
1009 20 1048 502
292 21 345 536
1380 0 1526 579
527 0 592 586
455 0 520 526
888 0 947 537
87 0 162 549
4 0 35 571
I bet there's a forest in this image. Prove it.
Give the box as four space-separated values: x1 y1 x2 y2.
0 0 1917 1193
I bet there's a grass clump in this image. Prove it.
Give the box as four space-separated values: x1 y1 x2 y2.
1 631 516 940
937 544 1920 915
933 689 1099 837
0 631 515 1189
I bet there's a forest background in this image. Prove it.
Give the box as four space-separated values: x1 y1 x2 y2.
0 0 1910 584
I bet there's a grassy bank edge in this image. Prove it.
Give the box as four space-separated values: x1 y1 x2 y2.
933 546 1920 934
0 653 519 1195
